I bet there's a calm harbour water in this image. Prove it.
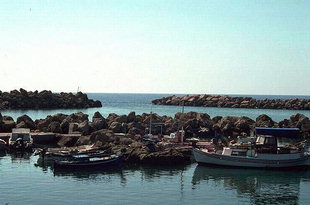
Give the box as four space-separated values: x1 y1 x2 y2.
0 153 310 205
1 93 310 205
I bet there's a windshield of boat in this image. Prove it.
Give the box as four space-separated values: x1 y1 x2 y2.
278 137 301 147
11 134 31 141
256 136 265 145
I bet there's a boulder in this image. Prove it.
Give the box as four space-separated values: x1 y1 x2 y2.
65 112 89 123
16 115 36 130
256 114 275 127
68 123 79 134
91 112 108 131
16 121 28 129
57 135 80 147
127 112 136 122
60 119 70 134
115 115 127 123
48 121 62 133
140 148 188 165
109 122 123 133
36 118 52 132
92 111 104 120
1 119 16 132
75 129 114 146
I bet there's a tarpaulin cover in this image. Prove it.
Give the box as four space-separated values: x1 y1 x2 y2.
255 127 300 138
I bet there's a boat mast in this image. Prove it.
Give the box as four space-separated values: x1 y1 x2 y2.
181 101 184 132
181 101 184 143
149 105 152 135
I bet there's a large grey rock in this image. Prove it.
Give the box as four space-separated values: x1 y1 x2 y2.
66 112 89 123
68 121 90 135
2 120 16 132
48 121 62 133
60 119 70 134
75 129 114 146
90 112 108 131
16 115 36 130
109 122 123 133
127 112 136 122
256 114 275 127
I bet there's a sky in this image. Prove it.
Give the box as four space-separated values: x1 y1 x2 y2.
0 0 309 95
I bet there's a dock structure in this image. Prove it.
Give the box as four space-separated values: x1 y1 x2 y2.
0 132 82 145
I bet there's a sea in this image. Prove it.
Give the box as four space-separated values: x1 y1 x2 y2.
1 93 310 205
1 93 310 122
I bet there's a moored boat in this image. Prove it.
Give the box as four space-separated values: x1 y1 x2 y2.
53 154 124 169
8 128 33 152
193 127 310 169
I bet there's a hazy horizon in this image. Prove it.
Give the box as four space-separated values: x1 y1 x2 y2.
1 0 309 95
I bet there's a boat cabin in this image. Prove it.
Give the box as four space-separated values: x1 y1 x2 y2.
9 128 32 144
254 127 301 154
222 127 302 156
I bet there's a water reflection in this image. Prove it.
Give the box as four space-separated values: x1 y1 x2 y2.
192 165 309 205
51 164 189 184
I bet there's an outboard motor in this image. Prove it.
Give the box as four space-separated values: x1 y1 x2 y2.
13 138 25 150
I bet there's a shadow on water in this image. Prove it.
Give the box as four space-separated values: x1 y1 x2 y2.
192 165 310 205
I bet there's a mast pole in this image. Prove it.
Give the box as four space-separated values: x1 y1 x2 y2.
149 105 152 135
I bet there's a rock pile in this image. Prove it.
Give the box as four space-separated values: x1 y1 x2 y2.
1 111 310 165
1 111 309 140
0 88 102 110
152 95 310 110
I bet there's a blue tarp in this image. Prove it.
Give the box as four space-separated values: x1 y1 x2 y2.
255 127 300 138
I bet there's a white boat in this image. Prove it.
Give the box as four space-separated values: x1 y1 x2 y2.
193 127 310 169
9 128 33 151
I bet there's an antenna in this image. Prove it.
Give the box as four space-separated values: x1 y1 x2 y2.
149 105 153 135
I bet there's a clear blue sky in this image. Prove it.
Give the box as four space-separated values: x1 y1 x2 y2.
0 0 309 95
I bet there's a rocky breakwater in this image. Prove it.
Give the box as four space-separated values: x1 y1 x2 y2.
1 111 310 164
0 88 102 110
152 95 310 110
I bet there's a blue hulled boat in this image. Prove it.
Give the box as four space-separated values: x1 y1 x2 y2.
53 154 124 169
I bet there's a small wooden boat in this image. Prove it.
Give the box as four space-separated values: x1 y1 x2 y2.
53 155 124 169
36 145 105 162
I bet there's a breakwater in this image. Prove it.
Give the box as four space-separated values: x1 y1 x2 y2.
1 111 309 165
0 88 102 110
152 95 310 110
1 111 310 140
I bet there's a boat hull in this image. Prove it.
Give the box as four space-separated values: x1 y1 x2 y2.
53 155 124 169
193 148 310 169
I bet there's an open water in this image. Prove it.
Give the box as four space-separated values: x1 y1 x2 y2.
1 93 310 205
1 93 310 122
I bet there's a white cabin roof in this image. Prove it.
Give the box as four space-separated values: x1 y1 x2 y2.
12 128 30 134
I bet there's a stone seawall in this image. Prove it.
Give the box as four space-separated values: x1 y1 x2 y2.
0 88 102 109
152 95 310 110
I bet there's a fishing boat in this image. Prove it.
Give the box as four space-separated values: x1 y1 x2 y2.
53 154 124 169
193 127 310 169
9 128 33 152
36 145 106 162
